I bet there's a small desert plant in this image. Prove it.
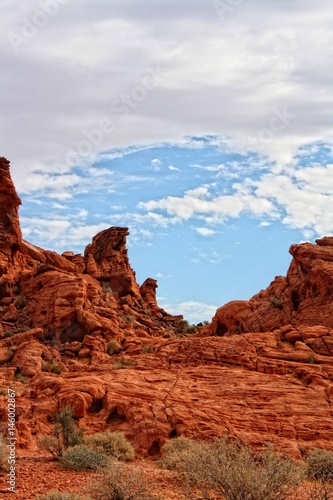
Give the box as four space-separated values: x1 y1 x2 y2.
141 346 154 354
123 315 136 324
112 359 132 370
0 433 8 471
42 359 62 374
102 283 113 294
160 436 196 470
38 406 83 457
55 406 83 451
88 460 160 500
14 372 27 383
306 448 333 482
164 437 304 500
307 353 317 364
37 435 61 458
14 295 27 310
59 445 108 471
175 320 196 335
36 492 85 500
106 340 121 355
269 295 283 309
84 431 134 461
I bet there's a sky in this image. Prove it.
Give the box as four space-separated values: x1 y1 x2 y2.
1 0 333 323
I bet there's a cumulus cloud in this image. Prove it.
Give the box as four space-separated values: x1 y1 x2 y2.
157 298 218 324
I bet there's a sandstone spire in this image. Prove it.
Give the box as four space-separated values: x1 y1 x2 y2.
0 156 22 256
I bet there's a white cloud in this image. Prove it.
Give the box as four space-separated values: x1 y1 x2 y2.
156 272 173 279
157 298 218 324
139 185 275 222
195 227 216 237
168 165 181 172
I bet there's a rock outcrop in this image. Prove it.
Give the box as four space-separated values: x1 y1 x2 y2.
1 156 333 462
206 237 333 337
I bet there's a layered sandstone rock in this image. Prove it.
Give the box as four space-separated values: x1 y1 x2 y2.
1 156 333 462
206 237 333 337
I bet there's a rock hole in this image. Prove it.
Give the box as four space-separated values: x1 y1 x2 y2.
148 440 160 457
107 407 127 424
291 290 300 310
88 398 104 414
169 428 177 438
216 322 228 336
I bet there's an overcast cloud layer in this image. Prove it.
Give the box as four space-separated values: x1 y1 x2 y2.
1 1 333 323
1 0 333 181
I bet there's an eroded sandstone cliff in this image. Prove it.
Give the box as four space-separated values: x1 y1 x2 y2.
1 157 333 461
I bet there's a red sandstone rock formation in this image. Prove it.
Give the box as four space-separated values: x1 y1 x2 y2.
1 156 333 462
205 237 333 337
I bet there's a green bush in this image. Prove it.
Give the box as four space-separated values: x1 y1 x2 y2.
35 492 85 500
42 359 62 374
306 448 333 482
112 359 132 370
163 437 304 500
84 431 134 461
14 372 27 383
0 433 8 471
106 341 121 355
39 406 83 458
54 406 83 452
175 320 197 335
59 445 108 471
88 461 160 500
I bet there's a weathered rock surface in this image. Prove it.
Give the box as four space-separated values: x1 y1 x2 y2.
1 156 333 462
206 237 333 337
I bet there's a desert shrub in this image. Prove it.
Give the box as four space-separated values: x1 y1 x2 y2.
14 295 27 310
0 433 8 471
141 346 154 354
35 492 85 500
59 445 108 471
14 372 27 383
123 315 136 324
106 341 121 355
84 431 134 461
88 460 160 500
269 295 283 309
166 437 304 500
37 435 61 458
175 320 197 335
54 406 83 451
102 283 113 294
42 359 62 374
160 436 196 470
39 406 83 458
112 359 132 370
306 448 333 482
